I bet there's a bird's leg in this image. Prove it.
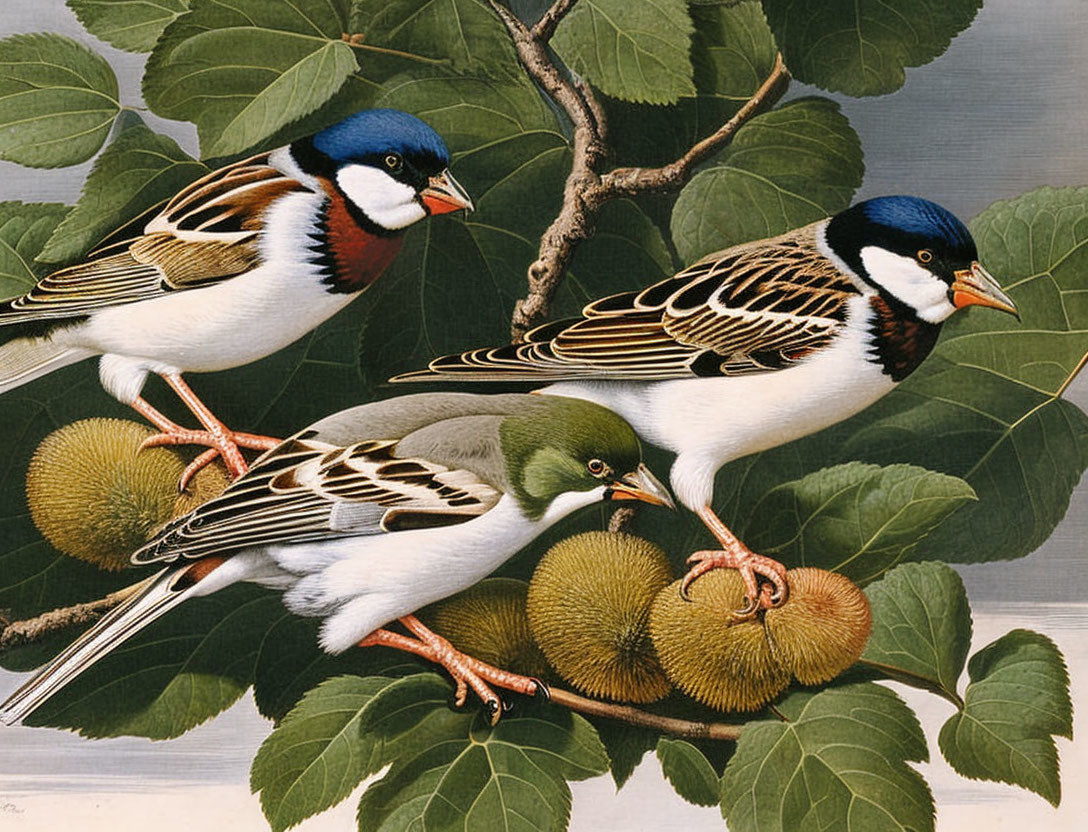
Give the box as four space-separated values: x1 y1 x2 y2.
130 374 280 483
358 615 545 725
681 506 789 619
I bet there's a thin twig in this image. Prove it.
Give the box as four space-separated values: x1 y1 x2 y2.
597 52 790 197
0 581 144 652
488 0 607 340
487 1 600 135
607 505 636 533
531 0 579 41
490 0 792 339
548 686 743 740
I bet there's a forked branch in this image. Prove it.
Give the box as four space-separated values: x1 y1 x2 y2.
487 1 790 339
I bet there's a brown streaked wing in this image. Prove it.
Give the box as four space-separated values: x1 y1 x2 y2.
395 223 861 382
132 435 502 564
3 232 261 320
1 154 308 320
548 227 858 375
153 152 308 236
129 233 260 288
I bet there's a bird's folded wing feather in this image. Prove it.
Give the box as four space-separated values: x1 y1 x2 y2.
399 228 861 381
133 432 502 564
0 154 310 321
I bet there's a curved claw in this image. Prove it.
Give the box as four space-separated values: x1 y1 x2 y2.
733 592 762 620
679 551 714 601
453 678 469 709
178 448 222 493
764 580 786 608
363 616 543 726
529 677 551 702
680 549 789 620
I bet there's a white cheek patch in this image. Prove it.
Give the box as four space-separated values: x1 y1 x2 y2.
859 246 956 323
336 164 427 231
539 485 607 526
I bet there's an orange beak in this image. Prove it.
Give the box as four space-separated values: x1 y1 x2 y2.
951 262 1019 319
420 168 473 215
606 464 676 509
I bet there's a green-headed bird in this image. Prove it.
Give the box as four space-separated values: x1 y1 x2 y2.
0 392 672 725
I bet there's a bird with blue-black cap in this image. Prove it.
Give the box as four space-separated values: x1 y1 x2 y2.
396 196 1021 616
0 108 473 486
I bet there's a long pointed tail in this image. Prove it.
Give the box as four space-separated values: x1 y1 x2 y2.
0 337 91 394
0 563 202 725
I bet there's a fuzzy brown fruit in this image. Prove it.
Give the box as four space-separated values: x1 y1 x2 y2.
527 531 673 703
651 570 790 711
765 567 872 684
26 418 229 571
417 578 549 678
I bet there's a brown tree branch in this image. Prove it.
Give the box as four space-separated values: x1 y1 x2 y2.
573 74 607 143
597 52 791 197
490 0 791 339
488 0 608 340
0 581 144 652
548 685 744 740
531 0 579 41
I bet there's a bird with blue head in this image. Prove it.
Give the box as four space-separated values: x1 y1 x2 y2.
398 195 1020 616
0 108 473 487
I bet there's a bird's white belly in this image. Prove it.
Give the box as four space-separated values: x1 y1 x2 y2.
544 309 896 508
69 264 355 373
266 492 600 654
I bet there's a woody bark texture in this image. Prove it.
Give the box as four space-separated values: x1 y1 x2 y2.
488 0 791 340
0 581 143 652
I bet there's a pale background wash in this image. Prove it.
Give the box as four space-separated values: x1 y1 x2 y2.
1 1 1087 830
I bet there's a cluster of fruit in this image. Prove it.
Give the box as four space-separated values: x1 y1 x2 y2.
425 531 872 712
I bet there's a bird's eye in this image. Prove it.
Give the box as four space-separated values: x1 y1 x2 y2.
587 459 606 476
917 249 934 264
384 154 403 172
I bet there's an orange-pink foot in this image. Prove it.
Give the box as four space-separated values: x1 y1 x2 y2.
130 389 280 486
140 430 280 489
359 614 546 724
680 548 789 618
687 505 790 618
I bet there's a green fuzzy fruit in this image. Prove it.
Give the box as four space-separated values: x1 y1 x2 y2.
764 568 872 685
528 531 673 703
417 578 549 678
651 570 790 712
26 418 228 571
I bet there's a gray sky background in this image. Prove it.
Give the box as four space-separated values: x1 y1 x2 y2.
0 1 1086 830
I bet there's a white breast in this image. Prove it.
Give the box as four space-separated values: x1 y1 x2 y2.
267 489 605 653
59 191 357 393
544 295 895 509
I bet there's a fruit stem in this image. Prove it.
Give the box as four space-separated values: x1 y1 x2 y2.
547 686 743 740
856 659 965 710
